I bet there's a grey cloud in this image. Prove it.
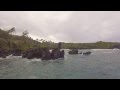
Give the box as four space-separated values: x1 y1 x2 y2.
0 11 120 42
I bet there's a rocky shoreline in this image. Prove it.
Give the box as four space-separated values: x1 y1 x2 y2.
22 48 64 60
0 43 65 60
68 49 92 55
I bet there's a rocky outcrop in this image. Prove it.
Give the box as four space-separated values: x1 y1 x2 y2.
79 51 82 54
68 49 92 56
22 48 43 59
10 49 22 56
51 49 64 60
0 42 65 60
41 48 51 60
60 50 65 58
22 48 65 60
83 51 91 55
68 49 78 54
22 42 65 60
0 49 9 58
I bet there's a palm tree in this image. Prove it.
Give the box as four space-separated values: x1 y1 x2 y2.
7 27 16 35
7 27 16 50
22 30 29 37
22 30 29 44
36 39 39 42
39 39 44 42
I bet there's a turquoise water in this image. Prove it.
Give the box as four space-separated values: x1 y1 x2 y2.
0 49 120 79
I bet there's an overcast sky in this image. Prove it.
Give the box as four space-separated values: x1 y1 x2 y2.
0 11 120 43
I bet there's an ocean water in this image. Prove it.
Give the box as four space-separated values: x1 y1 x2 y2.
0 49 120 79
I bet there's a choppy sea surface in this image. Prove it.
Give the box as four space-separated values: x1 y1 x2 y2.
0 49 120 79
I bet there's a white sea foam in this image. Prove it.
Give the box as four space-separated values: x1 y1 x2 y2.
31 59 41 62
102 52 113 54
25 58 42 63
6 55 22 59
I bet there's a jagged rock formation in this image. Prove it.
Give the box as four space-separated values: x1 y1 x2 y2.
68 49 78 54
10 49 22 56
22 43 65 60
0 49 9 58
83 51 91 55
22 48 64 60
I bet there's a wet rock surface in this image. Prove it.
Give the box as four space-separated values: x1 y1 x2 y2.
83 51 92 55
10 49 22 56
22 48 43 59
0 49 9 58
51 49 64 60
68 49 78 54
0 43 65 60
68 49 92 56
22 48 64 60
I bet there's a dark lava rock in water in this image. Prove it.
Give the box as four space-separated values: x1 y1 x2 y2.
79 51 82 54
83 51 91 55
68 49 78 55
0 54 6 58
11 49 22 56
22 48 43 59
22 48 65 60
41 48 51 60
60 50 65 58
0 49 9 58
51 49 64 60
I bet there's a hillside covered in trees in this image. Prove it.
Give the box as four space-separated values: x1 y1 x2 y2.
0 28 56 52
0 27 120 53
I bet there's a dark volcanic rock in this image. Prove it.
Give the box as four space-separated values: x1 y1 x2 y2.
22 43 65 60
68 49 78 55
22 48 65 60
51 49 60 59
79 51 82 54
60 50 65 58
83 51 91 55
11 49 22 56
51 49 64 60
0 49 9 58
41 48 51 60
22 48 43 59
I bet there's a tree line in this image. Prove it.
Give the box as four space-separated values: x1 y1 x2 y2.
0 27 120 53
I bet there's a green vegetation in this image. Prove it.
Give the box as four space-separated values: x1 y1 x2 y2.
61 41 120 49
0 27 120 52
